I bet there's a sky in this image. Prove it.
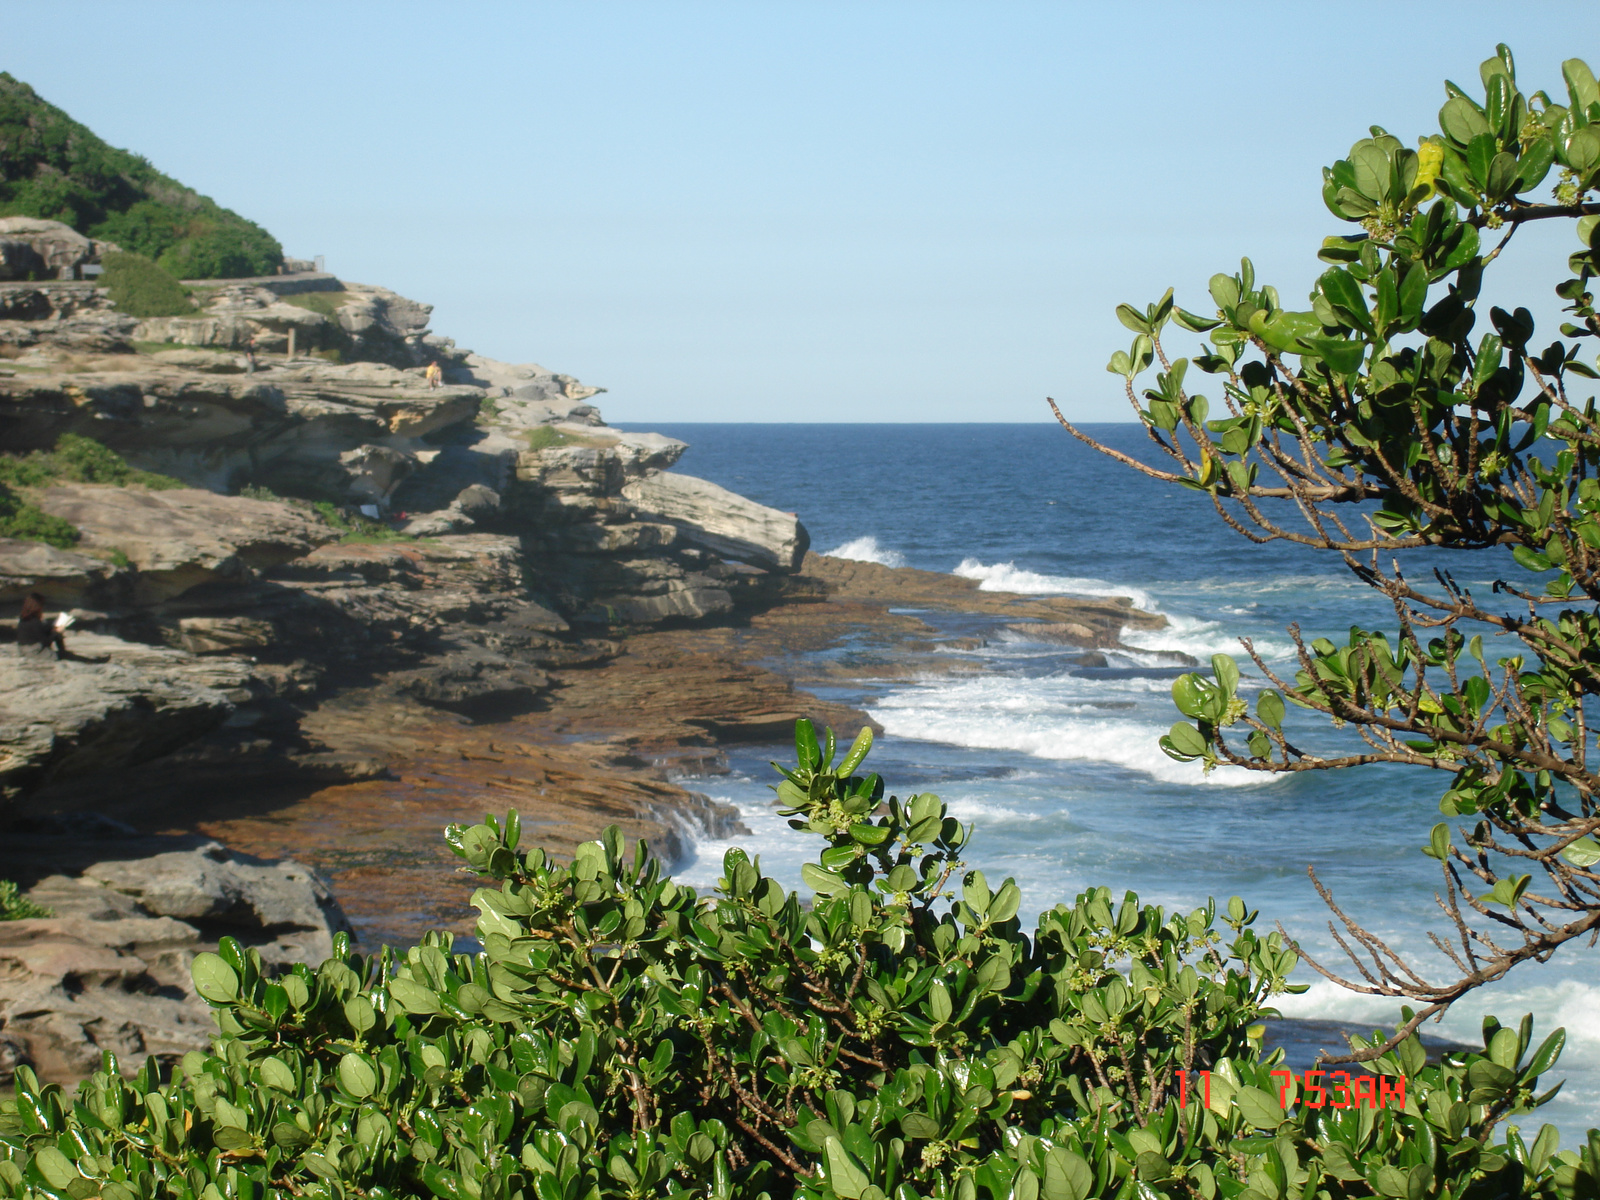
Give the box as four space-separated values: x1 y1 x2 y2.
5 2 1597 422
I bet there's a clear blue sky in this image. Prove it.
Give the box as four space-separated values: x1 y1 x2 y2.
6 2 1595 421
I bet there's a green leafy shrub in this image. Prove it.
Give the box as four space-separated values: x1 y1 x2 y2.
310 500 412 544
0 880 51 921
0 434 184 491
0 73 282 277
1063 46 1600 1060
100 252 197 319
1 722 1592 1200
0 482 78 547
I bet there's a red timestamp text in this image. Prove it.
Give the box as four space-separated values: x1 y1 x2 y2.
1175 1069 1408 1111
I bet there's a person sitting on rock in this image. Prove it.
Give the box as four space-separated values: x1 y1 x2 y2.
425 360 443 389
16 593 66 657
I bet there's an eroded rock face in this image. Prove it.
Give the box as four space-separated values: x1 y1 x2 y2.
0 217 119 281
621 471 811 573
0 356 482 498
0 634 250 804
33 486 337 603
0 538 120 609
0 830 351 1085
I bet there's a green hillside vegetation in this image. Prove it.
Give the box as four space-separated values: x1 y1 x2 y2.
0 73 281 278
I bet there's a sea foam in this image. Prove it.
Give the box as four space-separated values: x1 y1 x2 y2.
823 535 907 568
867 674 1267 788
954 558 1157 612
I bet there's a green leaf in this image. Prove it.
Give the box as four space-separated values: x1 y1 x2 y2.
191 952 239 1004
389 977 443 1015
339 1053 378 1099
1257 690 1285 730
1161 722 1209 761
988 881 1022 924
1513 545 1553 573
1523 1027 1567 1079
824 1137 870 1200
801 862 847 895
1043 1148 1093 1200
1172 307 1221 332
838 726 874 776
1562 836 1600 867
1172 673 1209 718
1424 823 1451 861
899 1113 941 1139
32 1148 77 1191
259 1057 295 1092
1211 654 1239 697
928 980 953 1023
1301 336 1366 375
1234 1085 1285 1130
1116 303 1151 335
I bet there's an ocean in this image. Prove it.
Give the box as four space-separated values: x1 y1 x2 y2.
622 421 1599 1141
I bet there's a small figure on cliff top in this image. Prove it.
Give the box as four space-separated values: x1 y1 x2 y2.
16 593 67 658
425 360 443 389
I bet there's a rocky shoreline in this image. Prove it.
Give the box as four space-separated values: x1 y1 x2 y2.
1 251 1169 1085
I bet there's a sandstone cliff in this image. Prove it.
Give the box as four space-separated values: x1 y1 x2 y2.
0 270 817 809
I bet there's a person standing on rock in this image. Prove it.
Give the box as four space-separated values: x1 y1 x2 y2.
245 334 259 374
16 593 66 657
425 359 443 389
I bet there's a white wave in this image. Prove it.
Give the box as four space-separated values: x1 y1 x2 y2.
1122 612 1296 664
953 558 1156 611
823 535 907 568
867 674 1268 788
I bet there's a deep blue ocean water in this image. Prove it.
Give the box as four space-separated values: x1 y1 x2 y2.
622 422 1599 1138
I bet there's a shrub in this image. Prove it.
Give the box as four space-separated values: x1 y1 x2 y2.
100 251 197 319
310 500 412 544
0 722 1591 1200
0 482 78 547
0 434 184 491
1061 46 1600 1064
0 880 50 921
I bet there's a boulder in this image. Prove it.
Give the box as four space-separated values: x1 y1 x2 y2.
33 485 337 603
177 616 275 654
0 834 352 1085
338 443 417 505
0 538 120 609
0 633 250 804
603 587 734 625
0 217 118 281
391 649 549 716
81 841 348 954
621 471 810 572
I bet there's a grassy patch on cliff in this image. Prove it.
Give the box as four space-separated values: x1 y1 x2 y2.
525 424 580 451
130 340 236 355
281 290 351 319
0 434 185 491
0 73 282 277
311 500 415 544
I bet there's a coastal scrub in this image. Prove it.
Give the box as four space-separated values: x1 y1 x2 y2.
1064 46 1600 1063
0 721 1587 1200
